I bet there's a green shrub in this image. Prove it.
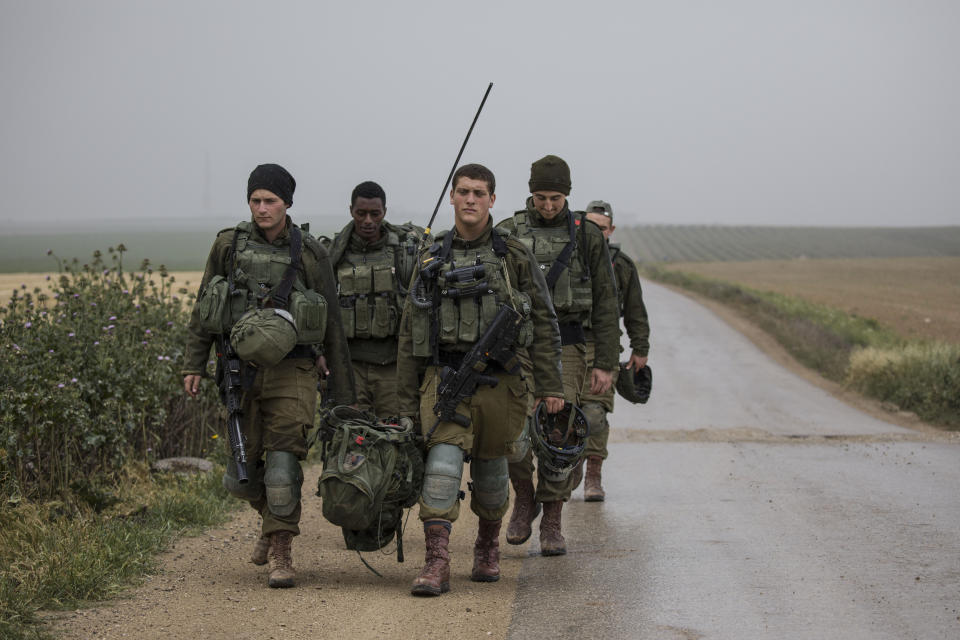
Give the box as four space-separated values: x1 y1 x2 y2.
0 246 221 503
846 343 960 427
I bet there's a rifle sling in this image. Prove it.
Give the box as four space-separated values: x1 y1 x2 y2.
543 211 578 289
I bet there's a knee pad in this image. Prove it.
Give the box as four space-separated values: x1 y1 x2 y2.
263 450 303 517
420 443 464 512
581 402 609 437
504 417 532 463
222 460 264 501
470 457 509 512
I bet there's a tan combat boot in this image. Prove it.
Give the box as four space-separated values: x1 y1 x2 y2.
539 501 566 556
584 456 606 502
471 519 501 582
505 478 541 545
411 521 451 596
267 531 295 588
250 534 270 565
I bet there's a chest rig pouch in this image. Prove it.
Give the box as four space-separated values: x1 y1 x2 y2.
409 229 533 359
196 223 327 344
335 231 403 340
512 211 592 315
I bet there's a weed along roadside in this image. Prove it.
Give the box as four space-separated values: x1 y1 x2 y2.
0 247 232 640
640 263 960 429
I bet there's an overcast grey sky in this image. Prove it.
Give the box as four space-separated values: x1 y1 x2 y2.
2 0 958 233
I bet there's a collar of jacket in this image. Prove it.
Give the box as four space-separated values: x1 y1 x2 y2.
524 196 571 228
248 214 293 245
451 216 494 250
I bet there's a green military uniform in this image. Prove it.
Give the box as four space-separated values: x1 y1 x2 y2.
579 243 650 458
324 220 420 416
396 218 563 523
183 216 356 537
495 199 620 502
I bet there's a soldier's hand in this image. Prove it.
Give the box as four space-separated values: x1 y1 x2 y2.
315 354 330 379
537 396 565 414
183 374 202 398
590 368 614 395
626 353 648 372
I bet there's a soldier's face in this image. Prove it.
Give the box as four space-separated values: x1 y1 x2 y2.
532 191 567 219
249 189 288 236
587 212 615 239
350 196 386 243
450 177 495 233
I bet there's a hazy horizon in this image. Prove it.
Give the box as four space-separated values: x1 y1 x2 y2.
2 1 958 232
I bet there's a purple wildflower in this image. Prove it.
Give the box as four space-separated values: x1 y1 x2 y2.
109 316 116 321
71 378 77 383
145 329 151 334
94 341 100 346
57 383 65 388
24 322 32 328
68 332 75 337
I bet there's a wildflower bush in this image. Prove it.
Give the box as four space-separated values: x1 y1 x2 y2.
0 246 221 503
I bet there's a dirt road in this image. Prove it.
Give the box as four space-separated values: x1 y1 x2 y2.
51 280 960 639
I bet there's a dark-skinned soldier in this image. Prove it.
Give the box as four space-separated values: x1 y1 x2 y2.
576 199 650 501
495 155 620 556
321 181 421 416
397 163 564 596
182 164 356 588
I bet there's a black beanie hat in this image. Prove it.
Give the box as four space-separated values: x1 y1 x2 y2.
247 164 296 206
528 155 571 195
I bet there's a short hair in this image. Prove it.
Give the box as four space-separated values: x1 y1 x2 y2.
452 163 495 195
351 181 386 207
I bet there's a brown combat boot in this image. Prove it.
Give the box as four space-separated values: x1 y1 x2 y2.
584 456 606 502
411 521 451 596
471 519 501 582
539 501 566 556
250 534 270 565
267 531 295 588
505 478 541 545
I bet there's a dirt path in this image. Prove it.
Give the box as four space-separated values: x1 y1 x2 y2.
47 278 957 639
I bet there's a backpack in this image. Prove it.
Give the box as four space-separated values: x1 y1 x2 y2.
316 406 424 563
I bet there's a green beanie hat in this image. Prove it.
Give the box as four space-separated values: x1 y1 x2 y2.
528 155 571 195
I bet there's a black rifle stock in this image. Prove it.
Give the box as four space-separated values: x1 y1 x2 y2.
217 335 249 483
431 304 523 430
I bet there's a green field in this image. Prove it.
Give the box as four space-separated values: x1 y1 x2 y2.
4 225 959 273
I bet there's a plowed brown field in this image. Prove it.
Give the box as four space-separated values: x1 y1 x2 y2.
667 257 960 343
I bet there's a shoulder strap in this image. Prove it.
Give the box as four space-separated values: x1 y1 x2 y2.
542 211 578 288
326 221 354 268
271 226 302 310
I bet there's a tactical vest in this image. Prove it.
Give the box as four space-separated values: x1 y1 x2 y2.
510 210 593 316
410 229 533 359
196 222 328 344
331 228 415 340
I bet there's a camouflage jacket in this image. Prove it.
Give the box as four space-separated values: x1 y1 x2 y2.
496 199 621 372
182 215 356 405
395 217 563 418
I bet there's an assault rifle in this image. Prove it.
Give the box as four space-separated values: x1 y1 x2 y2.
431 304 522 431
216 335 249 483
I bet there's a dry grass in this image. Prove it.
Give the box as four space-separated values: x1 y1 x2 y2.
667 257 960 344
0 271 205 306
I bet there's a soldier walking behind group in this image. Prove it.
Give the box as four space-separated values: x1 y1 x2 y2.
576 199 650 501
322 181 421 416
496 155 620 556
397 163 564 596
182 164 356 588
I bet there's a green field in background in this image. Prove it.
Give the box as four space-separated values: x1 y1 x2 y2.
2 225 960 273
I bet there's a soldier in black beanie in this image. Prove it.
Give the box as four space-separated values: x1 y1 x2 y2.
183 163 356 589
247 163 297 207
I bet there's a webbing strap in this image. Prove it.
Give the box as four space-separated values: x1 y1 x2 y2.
271 225 302 310
543 211 577 288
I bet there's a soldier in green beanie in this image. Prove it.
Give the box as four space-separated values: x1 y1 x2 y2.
321 181 422 417
182 164 356 588
576 199 651 501
496 155 620 556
